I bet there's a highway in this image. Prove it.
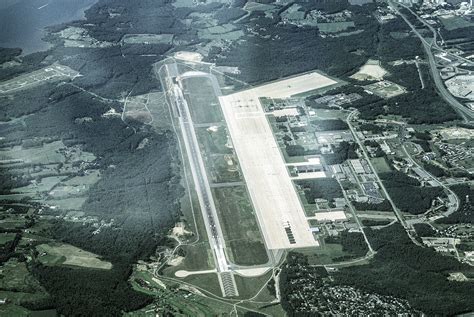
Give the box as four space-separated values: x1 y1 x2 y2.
388 0 474 122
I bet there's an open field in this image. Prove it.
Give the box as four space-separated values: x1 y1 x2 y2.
0 259 49 309
370 157 392 173
0 232 16 244
196 126 232 155
351 59 387 81
212 186 268 265
364 80 406 99
122 33 174 45
317 21 355 33
219 88 319 250
439 15 474 31
130 270 236 316
208 154 241 183
36 243 112 269
245 71 338 99
181 75 224 124
122 93 154 125
0 64 79 93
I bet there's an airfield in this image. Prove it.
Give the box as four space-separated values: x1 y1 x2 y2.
156 55 344 297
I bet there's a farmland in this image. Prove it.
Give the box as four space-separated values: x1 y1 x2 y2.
36 243 112 270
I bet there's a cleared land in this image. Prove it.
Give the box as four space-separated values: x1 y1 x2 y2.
122 33 174 45
364 80 406 99
219 88 320 250
245 71 338 99
446 75 474 101
36 243 112 270
0 64 79 93
351 59 387 81
122 93 153 124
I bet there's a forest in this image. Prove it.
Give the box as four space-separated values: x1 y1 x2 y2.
380 171 444 214
335 224 474 315
323 141 359 165
296 178 343 204
436 185 473 224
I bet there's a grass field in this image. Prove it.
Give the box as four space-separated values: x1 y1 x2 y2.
196 126 232 155
317 21 355 33
0 304 30 317
212 186 268 265
130 270 235 316
298 243 354 265
370 157 392 173
182 76 224 124
0 232 16 244
36 243 112 269
234 271 273 299
208 155 242 183
0 260 49 309
439 15 474 31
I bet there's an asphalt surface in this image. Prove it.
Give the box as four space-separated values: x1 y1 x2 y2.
389 1 474 122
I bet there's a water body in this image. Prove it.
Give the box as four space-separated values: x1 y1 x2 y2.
0 0 97 55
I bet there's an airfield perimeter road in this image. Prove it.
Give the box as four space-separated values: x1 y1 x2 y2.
389 0 474 122
159 63 238 297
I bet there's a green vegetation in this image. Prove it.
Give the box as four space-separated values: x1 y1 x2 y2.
336 224 474 315
361 219 392 226
413 223 437 237
31 263 153 316
311 119 348 131
36 243 112 270
370 157 392 173
437 185 474 224
325 231 369 259
353 199 393 212
212 186 268 265
323 141 359 165
296 178 343 204
380 171 443 214
182 77 224 124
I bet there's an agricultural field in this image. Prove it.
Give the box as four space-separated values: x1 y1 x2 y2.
212 186 268 265
0 232 16 245
198 24 244 41
122 34 174 45
0 259 49 309
36 243 112 270
55 26 113 48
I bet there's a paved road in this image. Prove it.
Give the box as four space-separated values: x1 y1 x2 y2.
160 63 239 297
347 111 422 246
389 1 474 122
